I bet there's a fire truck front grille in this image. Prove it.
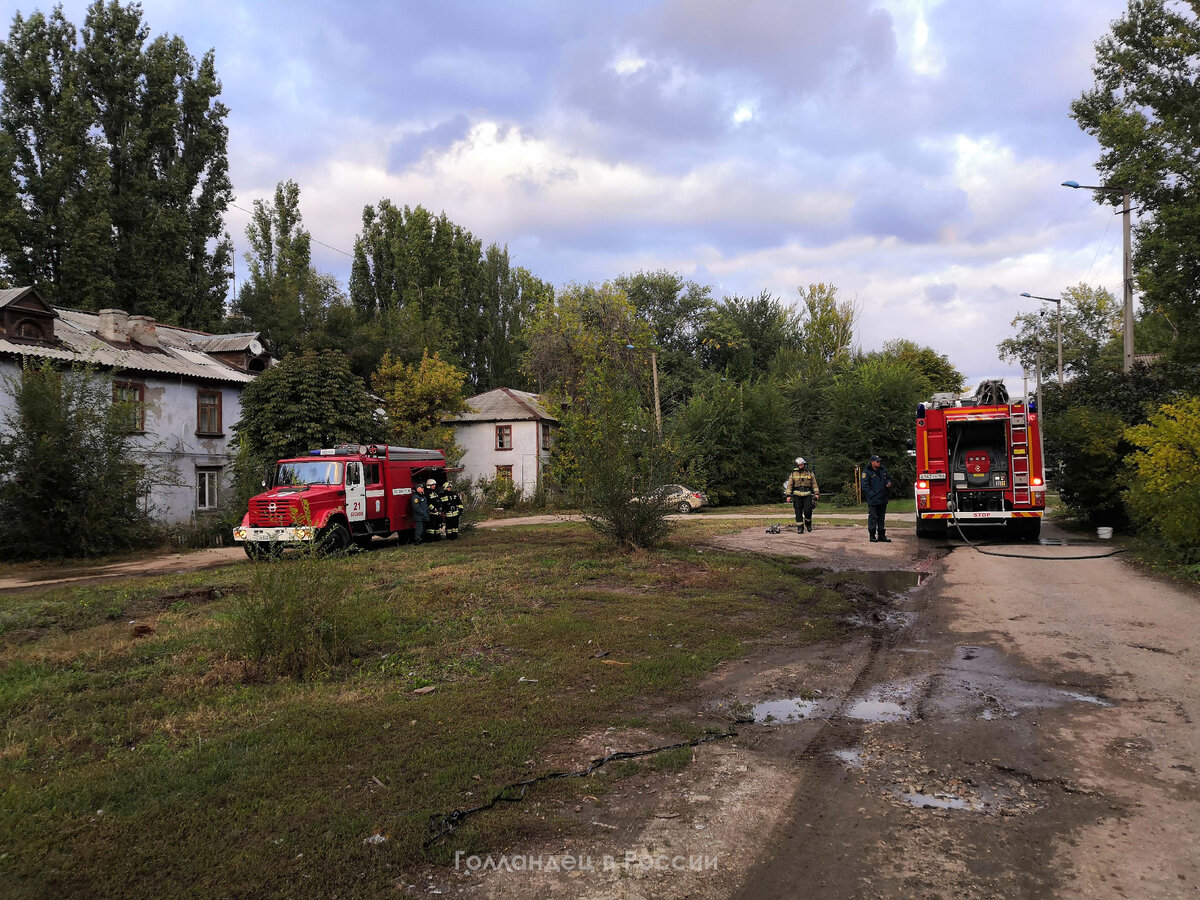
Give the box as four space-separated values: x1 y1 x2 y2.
250 499 299 526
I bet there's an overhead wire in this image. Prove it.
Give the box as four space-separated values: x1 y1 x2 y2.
227 200 354 258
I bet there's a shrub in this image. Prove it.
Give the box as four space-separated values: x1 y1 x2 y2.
226 559 379 678
0 362 158 558
832 483 859 508
1124 397 1200 562
1043 405 1127 525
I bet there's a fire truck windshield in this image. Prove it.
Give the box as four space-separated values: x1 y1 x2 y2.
275 460 345 486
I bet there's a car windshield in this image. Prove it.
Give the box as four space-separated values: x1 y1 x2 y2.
275 460 344 486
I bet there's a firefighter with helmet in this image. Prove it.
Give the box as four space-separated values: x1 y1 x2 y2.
785 457 820 532
425 478 444 539
441 482 465 539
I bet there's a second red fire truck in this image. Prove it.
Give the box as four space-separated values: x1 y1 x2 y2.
912 382 1046 540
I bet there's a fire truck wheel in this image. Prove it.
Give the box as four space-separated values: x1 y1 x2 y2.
353 535 374 550
244 541 281 561
915 517 947 539
1009 518 1041 542
318 522 352 555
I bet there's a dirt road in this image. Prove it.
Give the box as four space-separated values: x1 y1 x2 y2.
447 523 1199 898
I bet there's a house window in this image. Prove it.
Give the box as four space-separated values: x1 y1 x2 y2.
113 381 145 432
540 422 552 451
14 319 44 340
496 465 514 482
495 424 513 450
197 389 222 435
197 468 221 511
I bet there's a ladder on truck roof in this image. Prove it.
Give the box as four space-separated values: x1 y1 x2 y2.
1009 404 1030 504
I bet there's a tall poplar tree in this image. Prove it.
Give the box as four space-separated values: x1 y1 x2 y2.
0 1 232 328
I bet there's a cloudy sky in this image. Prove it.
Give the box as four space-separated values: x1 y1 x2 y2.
47 0 1133 384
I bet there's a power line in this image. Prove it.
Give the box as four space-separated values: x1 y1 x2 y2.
227 200 354 258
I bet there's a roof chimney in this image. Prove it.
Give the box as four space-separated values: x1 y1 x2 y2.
98 309 129 343
127 315 159 349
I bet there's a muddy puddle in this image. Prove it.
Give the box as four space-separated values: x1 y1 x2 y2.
927 645 1114 720
829 569 928 593
751 696 834 724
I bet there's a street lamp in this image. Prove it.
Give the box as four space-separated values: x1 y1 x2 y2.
625 343 662 432
1061 180 1134 373
1020 292 1064 387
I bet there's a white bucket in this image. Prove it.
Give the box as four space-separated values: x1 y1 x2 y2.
1097 526 1113 540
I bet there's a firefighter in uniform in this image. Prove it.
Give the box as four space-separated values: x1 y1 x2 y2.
441 483 465 539
861 455 893 542
425 479 444 540
785 457 820 532
412 482 430 544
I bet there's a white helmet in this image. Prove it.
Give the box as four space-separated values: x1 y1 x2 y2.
426 479 437 488
795 457 806 466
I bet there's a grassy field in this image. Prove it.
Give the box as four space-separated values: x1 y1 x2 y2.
0 521 851 898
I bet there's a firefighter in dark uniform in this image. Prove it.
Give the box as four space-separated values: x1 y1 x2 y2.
425 479 444 540
861 455 893 542
441 483 465 539
785 457 820 532
412 482 430 544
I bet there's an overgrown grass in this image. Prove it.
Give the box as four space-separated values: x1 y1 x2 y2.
0 524 851 898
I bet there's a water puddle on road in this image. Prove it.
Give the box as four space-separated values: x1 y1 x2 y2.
751 697 833 724
833 748 864 768
845 699 910 723
900 791 981 811
833 570 927 593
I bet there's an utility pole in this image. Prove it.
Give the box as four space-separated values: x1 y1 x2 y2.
650 350 662 433
1062 181 1135 373
1019 292 1064 387
1122 187 1134 373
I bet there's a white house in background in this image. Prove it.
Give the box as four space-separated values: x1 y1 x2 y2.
447 388 556 496
0 287 272 523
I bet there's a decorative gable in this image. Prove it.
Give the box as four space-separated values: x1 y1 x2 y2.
0 287 59 345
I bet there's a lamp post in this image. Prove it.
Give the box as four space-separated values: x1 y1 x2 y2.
1020 292 1064 386
1061 180 1134 373
625 344 662 432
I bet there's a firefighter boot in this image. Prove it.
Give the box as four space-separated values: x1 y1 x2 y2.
869 532 877 542
806 522 813 533
878 532 892 543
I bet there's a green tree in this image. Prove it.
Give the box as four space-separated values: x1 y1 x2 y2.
1070 0 1200 362
349 200 550 388
615 270 713 411
80 1 233 329
873 339 964 393
998 284 1122 380
1124 396 1200 560
524 281 654 400
232 180 329 356
675 374 793 504
794 283 858 378
372 350 468 459
0 8 114 308
231 351 379 507
0 2 232 328
0 362 154 558
815 357 931 493
699 291 803 380
1044 405 1128 526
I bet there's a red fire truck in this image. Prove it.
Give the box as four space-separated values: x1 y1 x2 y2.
912 385 1046 540
233 444 447 557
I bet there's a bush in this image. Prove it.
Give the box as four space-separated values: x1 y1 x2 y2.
1125 397 1200 562
226 559 380 678
1043 405 1127 525
476 475 523 508
0 362 158 559
832 483 859 507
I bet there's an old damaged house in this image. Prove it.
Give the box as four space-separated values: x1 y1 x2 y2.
0 287 271 523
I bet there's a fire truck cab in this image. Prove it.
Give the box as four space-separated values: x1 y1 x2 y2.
233 444 447 557
913 384 1046 540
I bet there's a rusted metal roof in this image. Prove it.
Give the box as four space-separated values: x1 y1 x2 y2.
446 387 556 423
0 307 259 383
188 333 263 353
